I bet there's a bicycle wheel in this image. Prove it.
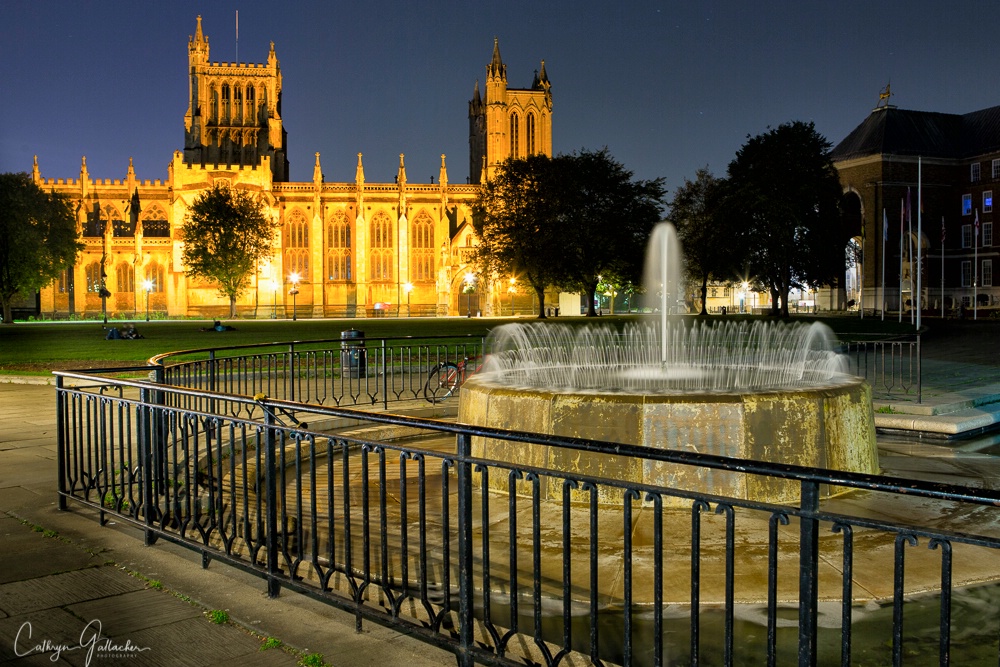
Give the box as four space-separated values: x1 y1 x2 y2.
424 362 461 403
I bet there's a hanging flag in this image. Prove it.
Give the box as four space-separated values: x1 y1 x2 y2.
883 209 888 240
975 208 980 240
906 187 912 224
941 217 946 243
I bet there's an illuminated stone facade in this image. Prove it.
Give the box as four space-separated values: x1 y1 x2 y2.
32 17 552 319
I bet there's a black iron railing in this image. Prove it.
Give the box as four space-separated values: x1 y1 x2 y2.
54 362 999 667
841 335 922 403
150 334 486 410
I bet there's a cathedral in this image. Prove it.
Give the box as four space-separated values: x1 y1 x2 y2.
31 17 553 319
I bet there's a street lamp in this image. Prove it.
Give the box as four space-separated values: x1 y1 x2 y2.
508 277 516 316
142 279 153 322
270 279 278 319
464 272 475 317
289 272 300 321
403 282 413 317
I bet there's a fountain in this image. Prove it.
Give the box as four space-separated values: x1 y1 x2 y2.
458 222 878 505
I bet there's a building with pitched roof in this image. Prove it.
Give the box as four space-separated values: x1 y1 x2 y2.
832 102 998 314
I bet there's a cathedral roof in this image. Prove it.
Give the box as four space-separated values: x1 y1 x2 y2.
831 105 1000 162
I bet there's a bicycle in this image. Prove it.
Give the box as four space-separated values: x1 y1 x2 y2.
423 354 483 403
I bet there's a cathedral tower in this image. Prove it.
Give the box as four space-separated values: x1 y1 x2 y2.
469 39 552 184
183 16 289 181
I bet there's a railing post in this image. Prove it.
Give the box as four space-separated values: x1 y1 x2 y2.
798 480 820 666
382 339 389 410
288 343 296 403
916 334 922 404
56 375 67 511
264 402 282 598
456 432 474 667
139 383 159 546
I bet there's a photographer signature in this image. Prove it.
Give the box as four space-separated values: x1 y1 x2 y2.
15 619 150 665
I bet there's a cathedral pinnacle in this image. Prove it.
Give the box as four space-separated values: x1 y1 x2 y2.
488 38 506 80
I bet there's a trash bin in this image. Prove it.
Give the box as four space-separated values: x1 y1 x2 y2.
340 329 367 378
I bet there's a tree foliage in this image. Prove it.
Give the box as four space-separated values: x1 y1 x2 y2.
472 150 665 317
557 149 666 316
181 184 276 317
723 121 846 316
0 173 82 324
472 155 566 318
667 168 735 315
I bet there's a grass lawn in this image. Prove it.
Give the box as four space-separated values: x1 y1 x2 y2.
0 313 919 374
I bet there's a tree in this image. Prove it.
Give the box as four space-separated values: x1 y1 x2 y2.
0 173 82 324
724 121 846 316
181 184 277 318
667 168 738 316
557 149 666 316
472 155 566 318
472 151 665 318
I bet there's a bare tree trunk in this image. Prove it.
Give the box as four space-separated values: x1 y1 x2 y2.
700 274 709 316
535 284 547 319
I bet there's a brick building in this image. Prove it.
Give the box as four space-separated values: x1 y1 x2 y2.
832 103 999 314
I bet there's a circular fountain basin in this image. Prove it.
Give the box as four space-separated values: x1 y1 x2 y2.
458 372 878 507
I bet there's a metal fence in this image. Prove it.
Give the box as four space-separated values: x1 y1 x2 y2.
841 335 921 403
151 334 486 409
54 362 1000 667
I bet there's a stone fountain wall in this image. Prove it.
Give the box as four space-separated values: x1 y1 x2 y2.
458 374 878 507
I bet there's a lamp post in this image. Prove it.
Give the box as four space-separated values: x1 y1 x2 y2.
464 272 475 317
403 282 413 317
289 272 300 321
142 279 153 322
508 277 516 316
270 279 278 319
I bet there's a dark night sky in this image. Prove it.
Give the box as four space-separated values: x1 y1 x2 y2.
3 1 993 201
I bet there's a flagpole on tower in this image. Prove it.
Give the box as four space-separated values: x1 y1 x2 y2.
236 10 239 63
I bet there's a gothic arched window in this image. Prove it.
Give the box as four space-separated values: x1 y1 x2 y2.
85 262 103 293
144 262 165 293
369 211 393 282
116 262 134 294
526 112 536 155
283 209 309 277
246 86 256 124
221 84 230 121
410 211 434 282
234 86 243 123
210 85 219 122
510 113 520 159
325 211 352 281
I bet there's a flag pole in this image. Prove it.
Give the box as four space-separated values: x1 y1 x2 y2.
899 199 904 323
908 188 914 325
974 208 979 320
236 10 239 63
860 216 864 319
916 157 922 330
941 216 946 319
881 208 887 320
